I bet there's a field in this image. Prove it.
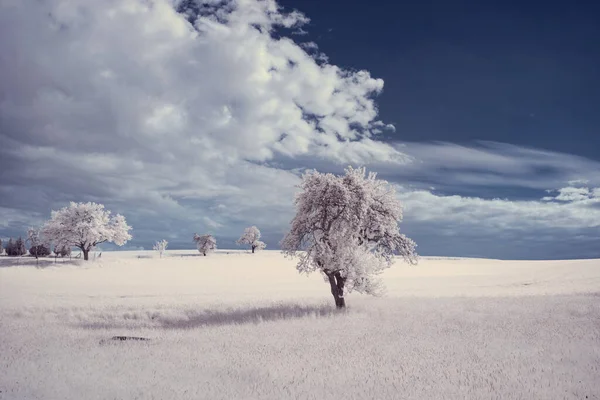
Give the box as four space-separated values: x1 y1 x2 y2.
1 250 599 399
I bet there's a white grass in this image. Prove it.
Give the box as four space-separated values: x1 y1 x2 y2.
1 250 599 399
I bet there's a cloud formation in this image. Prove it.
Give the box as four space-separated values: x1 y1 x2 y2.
0 0 404 242
0 0 599 258
390 141 600 192
400 186 600 231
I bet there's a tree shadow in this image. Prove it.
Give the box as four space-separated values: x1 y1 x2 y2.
78 303 342 330
0 256 80 268
161 303 340 329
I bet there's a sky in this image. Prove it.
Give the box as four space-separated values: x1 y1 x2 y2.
0 0 599 259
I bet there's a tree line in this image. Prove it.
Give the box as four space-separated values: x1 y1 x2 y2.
0 236 71 258
1 167 418 308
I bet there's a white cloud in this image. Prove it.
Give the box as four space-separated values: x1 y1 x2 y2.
398 186 600 230
0 0 405 239
567 179 589 186
300 41 319 51
553 187 592 202
387 141 600 191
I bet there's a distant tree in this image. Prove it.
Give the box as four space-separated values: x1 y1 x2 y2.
281 167 418 309
153 239 168 258
53 244 71 259
42 202 132 261
27 227 50 260
193 233 216 256
17 237 27 256
236 226 266 253
29 244 51 258
0 238 3 255
6 237 27 256
5 238 14 256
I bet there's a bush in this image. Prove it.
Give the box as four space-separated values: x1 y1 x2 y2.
30 244 51 258
53 245 72 258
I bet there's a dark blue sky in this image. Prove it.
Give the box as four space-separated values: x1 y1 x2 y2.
280 0 600 160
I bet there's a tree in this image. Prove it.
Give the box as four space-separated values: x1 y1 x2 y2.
0 238 3 255
18 237 27 256
153 239 168 258
7 237 28 256
281 167 418 309
53 244 71 259
42 202 132 261
27 227 50 260
29 244 51 258
236 226 266 253
5 238 14 256
193 233 216 256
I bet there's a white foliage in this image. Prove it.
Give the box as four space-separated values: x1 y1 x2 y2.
153 240 168 258
27 227 47 248
281 166 417 296
254 240 267 251
27 226 50 259
194 233 217 255
237 226 266 253
42 202 132 257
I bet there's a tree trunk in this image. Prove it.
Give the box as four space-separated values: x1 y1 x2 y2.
203 251 207 256
251 246 255 253
327 272 346 309
83 249 89 261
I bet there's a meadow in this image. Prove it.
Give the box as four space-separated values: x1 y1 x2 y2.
1 251 599 399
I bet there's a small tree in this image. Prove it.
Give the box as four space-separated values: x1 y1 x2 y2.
42 202 132 261
29 244 51 258
5 238 14 256
237 226 266 253
27 227 50 260
18 237 27 255
281 167 418 309
7 237 28 256
53 244 71 259
5 237 20 256
153 239 168 258
193 233 216 256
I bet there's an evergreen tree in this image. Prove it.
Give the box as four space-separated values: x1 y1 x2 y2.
15 237 27 256
6 237 26 256
6 238 14 256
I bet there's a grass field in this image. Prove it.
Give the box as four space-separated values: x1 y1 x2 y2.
1 250 599 399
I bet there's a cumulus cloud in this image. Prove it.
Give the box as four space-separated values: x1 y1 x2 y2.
399 187 600 230
0 0 405 243
394 183 600 259
552 187 593 202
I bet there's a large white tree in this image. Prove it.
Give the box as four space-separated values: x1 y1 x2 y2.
237 226 266 253
281 167 417 308
42 202 132 261
193 233 217 256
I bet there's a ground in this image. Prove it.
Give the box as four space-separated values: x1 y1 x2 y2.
0 250 599 399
